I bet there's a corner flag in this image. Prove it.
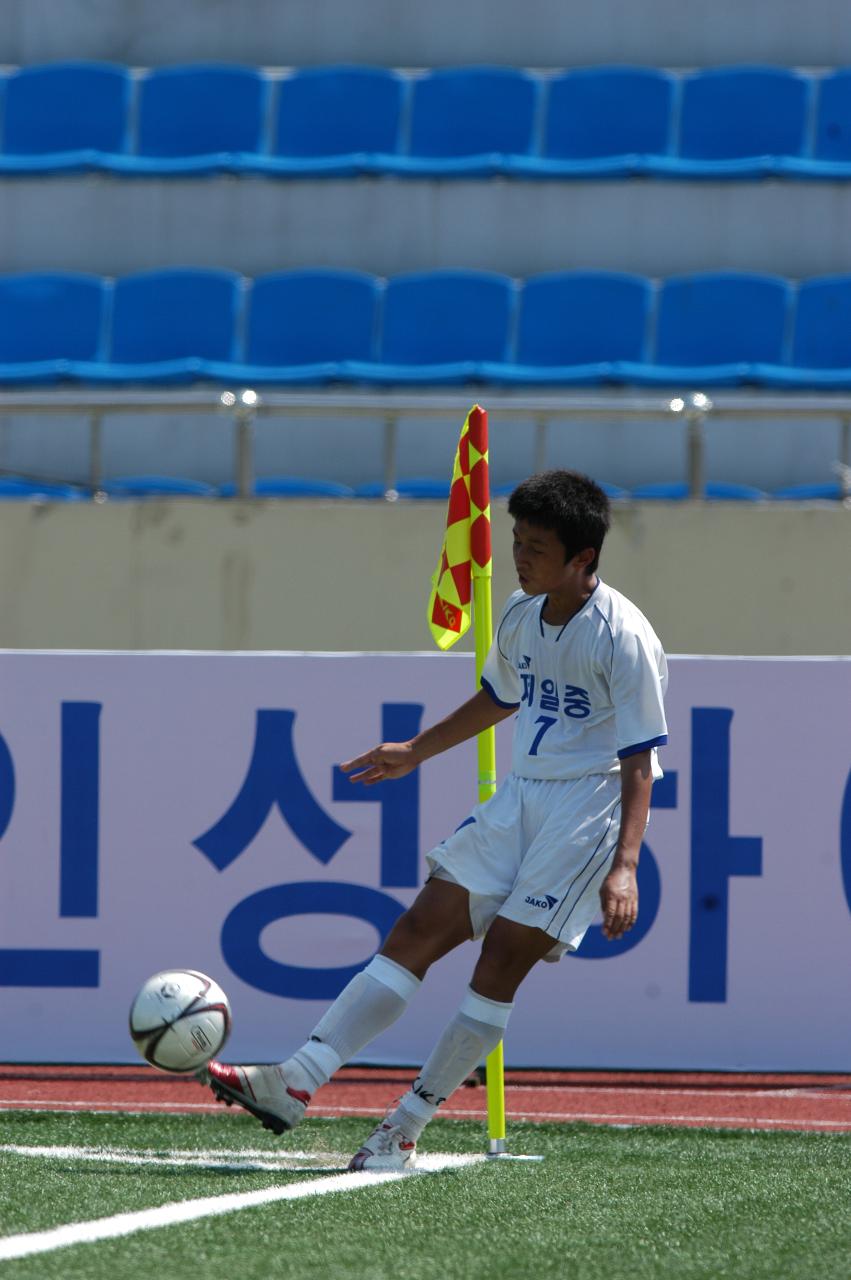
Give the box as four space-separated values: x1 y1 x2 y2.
427 405 492 651
426 405 507 1156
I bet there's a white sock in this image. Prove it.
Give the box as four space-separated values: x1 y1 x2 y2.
280 955 421 1094
391 987 513 1142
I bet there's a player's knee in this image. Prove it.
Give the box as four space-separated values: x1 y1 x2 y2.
380 902 440 969
472 919 551 996
479 922 522 966
382 894 468 977
387 903 430 947
472 940 515 991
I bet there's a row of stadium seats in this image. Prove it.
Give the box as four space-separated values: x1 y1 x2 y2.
4 62 851 177
0 476 842 502
6 268 851 388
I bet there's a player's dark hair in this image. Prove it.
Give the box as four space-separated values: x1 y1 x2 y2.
508 470 611 573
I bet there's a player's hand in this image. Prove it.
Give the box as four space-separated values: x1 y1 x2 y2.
599 865 638 941
339 742 420 785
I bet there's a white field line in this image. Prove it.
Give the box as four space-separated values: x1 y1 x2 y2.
0 1144 350 1173
22 1145 345 1162
0 1151 483 1262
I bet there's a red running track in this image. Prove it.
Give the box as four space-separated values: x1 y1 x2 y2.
1 1065 850 1133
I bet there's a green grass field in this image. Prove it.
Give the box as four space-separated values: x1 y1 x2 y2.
0 1110 848 1279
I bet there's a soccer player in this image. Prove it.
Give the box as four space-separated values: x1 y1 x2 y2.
204 470 668 1170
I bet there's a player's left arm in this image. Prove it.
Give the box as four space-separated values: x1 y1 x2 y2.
599 749 653 941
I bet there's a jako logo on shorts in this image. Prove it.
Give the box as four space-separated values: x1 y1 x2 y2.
525 894 559 910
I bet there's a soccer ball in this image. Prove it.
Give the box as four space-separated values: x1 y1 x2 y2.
129 969 231 1074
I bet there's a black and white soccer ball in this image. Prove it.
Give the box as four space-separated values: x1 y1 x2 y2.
129 969 232 1073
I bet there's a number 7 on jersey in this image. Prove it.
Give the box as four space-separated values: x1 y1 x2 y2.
529 715 558 756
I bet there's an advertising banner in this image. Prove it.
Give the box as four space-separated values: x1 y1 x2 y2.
0 651 849 1070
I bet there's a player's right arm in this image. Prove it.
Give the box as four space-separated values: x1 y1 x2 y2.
340 689 515 785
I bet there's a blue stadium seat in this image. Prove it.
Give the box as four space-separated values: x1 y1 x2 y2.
0 476 87 501
133 66 269 172
814 71 851 162
629 272 792 385
772 481 844 500
403 68 539 174
352 482 391 499
19 267 851 391
630 481 768 501
348 271 515 383
393 479 451 499
705 481 769 501
219 478 355 498
355 478 452 500
487 272 652 383
791 276 851 368
597 481 631 501
102 476 218 498
238 270 380 379
494 479 629 500
525 68 674 176
0 62 131 172
780 70 851 177
751 275 851 387
90 269 243 382
672 68 811 176
0 273 108 382
267 67 405 174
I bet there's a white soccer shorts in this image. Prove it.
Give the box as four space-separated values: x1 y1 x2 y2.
426 771 624 958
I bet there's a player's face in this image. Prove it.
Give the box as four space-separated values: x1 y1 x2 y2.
512 520 588 596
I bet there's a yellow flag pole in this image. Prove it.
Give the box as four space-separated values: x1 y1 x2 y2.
472 571 506 1156
469 408 540 1164
467 402 505 1158
428 403 508 1155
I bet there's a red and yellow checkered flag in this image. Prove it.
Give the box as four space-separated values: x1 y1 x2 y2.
427 404 492 650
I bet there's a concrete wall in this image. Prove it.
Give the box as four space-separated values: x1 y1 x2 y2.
0 500 847 655
5 178 851 282
2 0 850 67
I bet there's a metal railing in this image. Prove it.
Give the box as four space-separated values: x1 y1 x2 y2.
0 387 849 500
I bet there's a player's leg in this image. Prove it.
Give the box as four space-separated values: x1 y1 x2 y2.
208 779 520 1137
349 917 553 1170
349 777 623 1166
204 877 474 1134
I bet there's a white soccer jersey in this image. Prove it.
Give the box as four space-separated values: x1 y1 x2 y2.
481 581 668 780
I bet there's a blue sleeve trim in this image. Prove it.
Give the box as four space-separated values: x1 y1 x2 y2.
480 675 520 710
617 734 668 760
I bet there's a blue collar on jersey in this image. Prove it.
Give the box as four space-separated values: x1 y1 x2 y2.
538 579 601 640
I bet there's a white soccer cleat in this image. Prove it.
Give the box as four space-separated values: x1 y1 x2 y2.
348 1120 417 1172
202 1061 310 1136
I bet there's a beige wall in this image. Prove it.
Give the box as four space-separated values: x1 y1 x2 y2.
0 500 848 654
